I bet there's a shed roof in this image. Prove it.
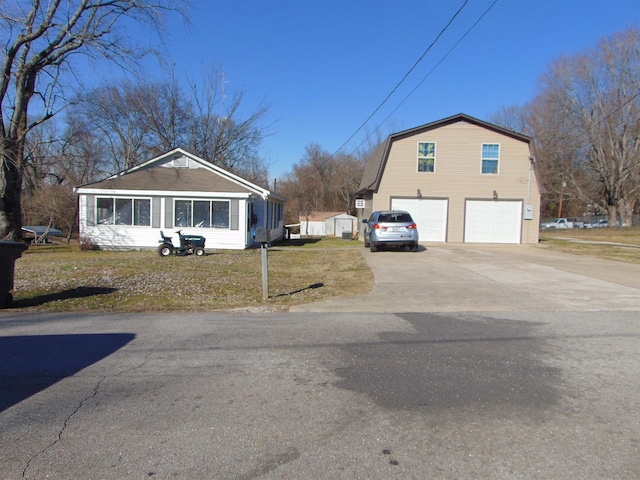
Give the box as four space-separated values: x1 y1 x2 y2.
300 211 352 222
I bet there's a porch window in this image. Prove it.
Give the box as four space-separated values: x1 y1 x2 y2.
96 197 151 226
418 142 436 172
212 201 230 229
174 200 192 227
174 199 230 229
482 143 499 174
134 199 151 226
193 201 211 227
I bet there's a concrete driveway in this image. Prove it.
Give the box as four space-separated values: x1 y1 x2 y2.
290 243 640 312
2 244 640 479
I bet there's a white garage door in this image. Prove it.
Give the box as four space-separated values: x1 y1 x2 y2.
391 198 448 242
465 200 522 243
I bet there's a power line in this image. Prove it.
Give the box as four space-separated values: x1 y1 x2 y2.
331 0 471 158
277 0 497 187
347 0 499 158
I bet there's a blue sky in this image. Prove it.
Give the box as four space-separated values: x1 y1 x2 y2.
149 0 639 181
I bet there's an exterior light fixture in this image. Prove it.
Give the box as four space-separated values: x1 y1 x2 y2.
493 190 498 200
417 189 422 199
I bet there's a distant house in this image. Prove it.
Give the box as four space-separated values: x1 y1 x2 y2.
74 148 286 250
299 212 358 238
356 114 541 244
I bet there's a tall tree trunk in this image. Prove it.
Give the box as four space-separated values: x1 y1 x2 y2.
619 198 635 227
1 140 24 241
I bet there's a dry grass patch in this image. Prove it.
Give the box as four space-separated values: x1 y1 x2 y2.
9 240 372 312
540 226 640 264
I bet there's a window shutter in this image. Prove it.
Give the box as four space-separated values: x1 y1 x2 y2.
152 197 161 228
86 195 95 226
165 197 173 228
230 199 239 230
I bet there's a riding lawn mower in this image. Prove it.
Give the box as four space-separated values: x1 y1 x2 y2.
158 230 206 257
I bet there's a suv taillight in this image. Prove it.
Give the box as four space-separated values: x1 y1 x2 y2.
406 223 417 229
372 223 381 229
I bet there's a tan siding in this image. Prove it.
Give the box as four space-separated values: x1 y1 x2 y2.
375 121 540 244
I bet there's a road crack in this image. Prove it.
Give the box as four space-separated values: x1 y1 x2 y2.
21 331 176 479
22 375 107 479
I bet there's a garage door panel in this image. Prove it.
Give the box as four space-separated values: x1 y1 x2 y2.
465 200 521 244
391 198 447 242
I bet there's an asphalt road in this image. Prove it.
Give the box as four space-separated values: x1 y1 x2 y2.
1 244 640 479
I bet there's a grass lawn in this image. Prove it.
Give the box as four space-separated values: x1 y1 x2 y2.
540 226 640 264
8 238 372 313
7 229 640 313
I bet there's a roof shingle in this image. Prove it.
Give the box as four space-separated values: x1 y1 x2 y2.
81 166 253 194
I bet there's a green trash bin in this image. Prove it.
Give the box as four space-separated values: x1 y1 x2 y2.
0 240 28 308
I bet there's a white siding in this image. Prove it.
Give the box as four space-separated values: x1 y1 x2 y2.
78 195 251 250
300 221 326 236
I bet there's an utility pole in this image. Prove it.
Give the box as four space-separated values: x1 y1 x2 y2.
558 181 567 217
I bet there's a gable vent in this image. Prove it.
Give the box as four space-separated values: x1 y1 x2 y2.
173 156 188 168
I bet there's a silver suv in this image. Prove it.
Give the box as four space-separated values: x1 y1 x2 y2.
363 210 419 252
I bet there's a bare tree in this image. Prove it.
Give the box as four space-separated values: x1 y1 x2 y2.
334 154 365 216
492 101 582 218
66 67 273 184
20 119 102 241
68 82 155 172
186 67 273 182
67 74 193 173
134 71 191 153
0 0 184 240
279 143 365 225
534 28 640 225
490 30 640 224
489 104 530 137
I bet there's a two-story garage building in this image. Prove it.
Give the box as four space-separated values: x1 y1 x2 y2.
356 114 542 244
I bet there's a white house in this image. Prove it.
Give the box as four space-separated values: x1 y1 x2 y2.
74 148 286 250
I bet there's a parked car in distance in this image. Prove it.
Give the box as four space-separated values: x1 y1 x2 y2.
540 218 574 229
567 218 584 228
591 219 609 228
363 210 419 252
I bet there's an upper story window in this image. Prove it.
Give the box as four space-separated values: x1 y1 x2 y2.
418 142 436 173
482 143 499 174
97 197 150 226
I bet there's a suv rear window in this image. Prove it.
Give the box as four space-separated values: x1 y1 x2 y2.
378 213 413 223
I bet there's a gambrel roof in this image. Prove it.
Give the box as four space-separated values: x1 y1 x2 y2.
357 113 533 195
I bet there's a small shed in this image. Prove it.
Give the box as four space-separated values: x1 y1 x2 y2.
299 212 357 238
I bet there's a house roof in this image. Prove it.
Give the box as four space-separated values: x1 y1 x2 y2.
357 113 534 194
75 148 286 201
77 166 252 193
